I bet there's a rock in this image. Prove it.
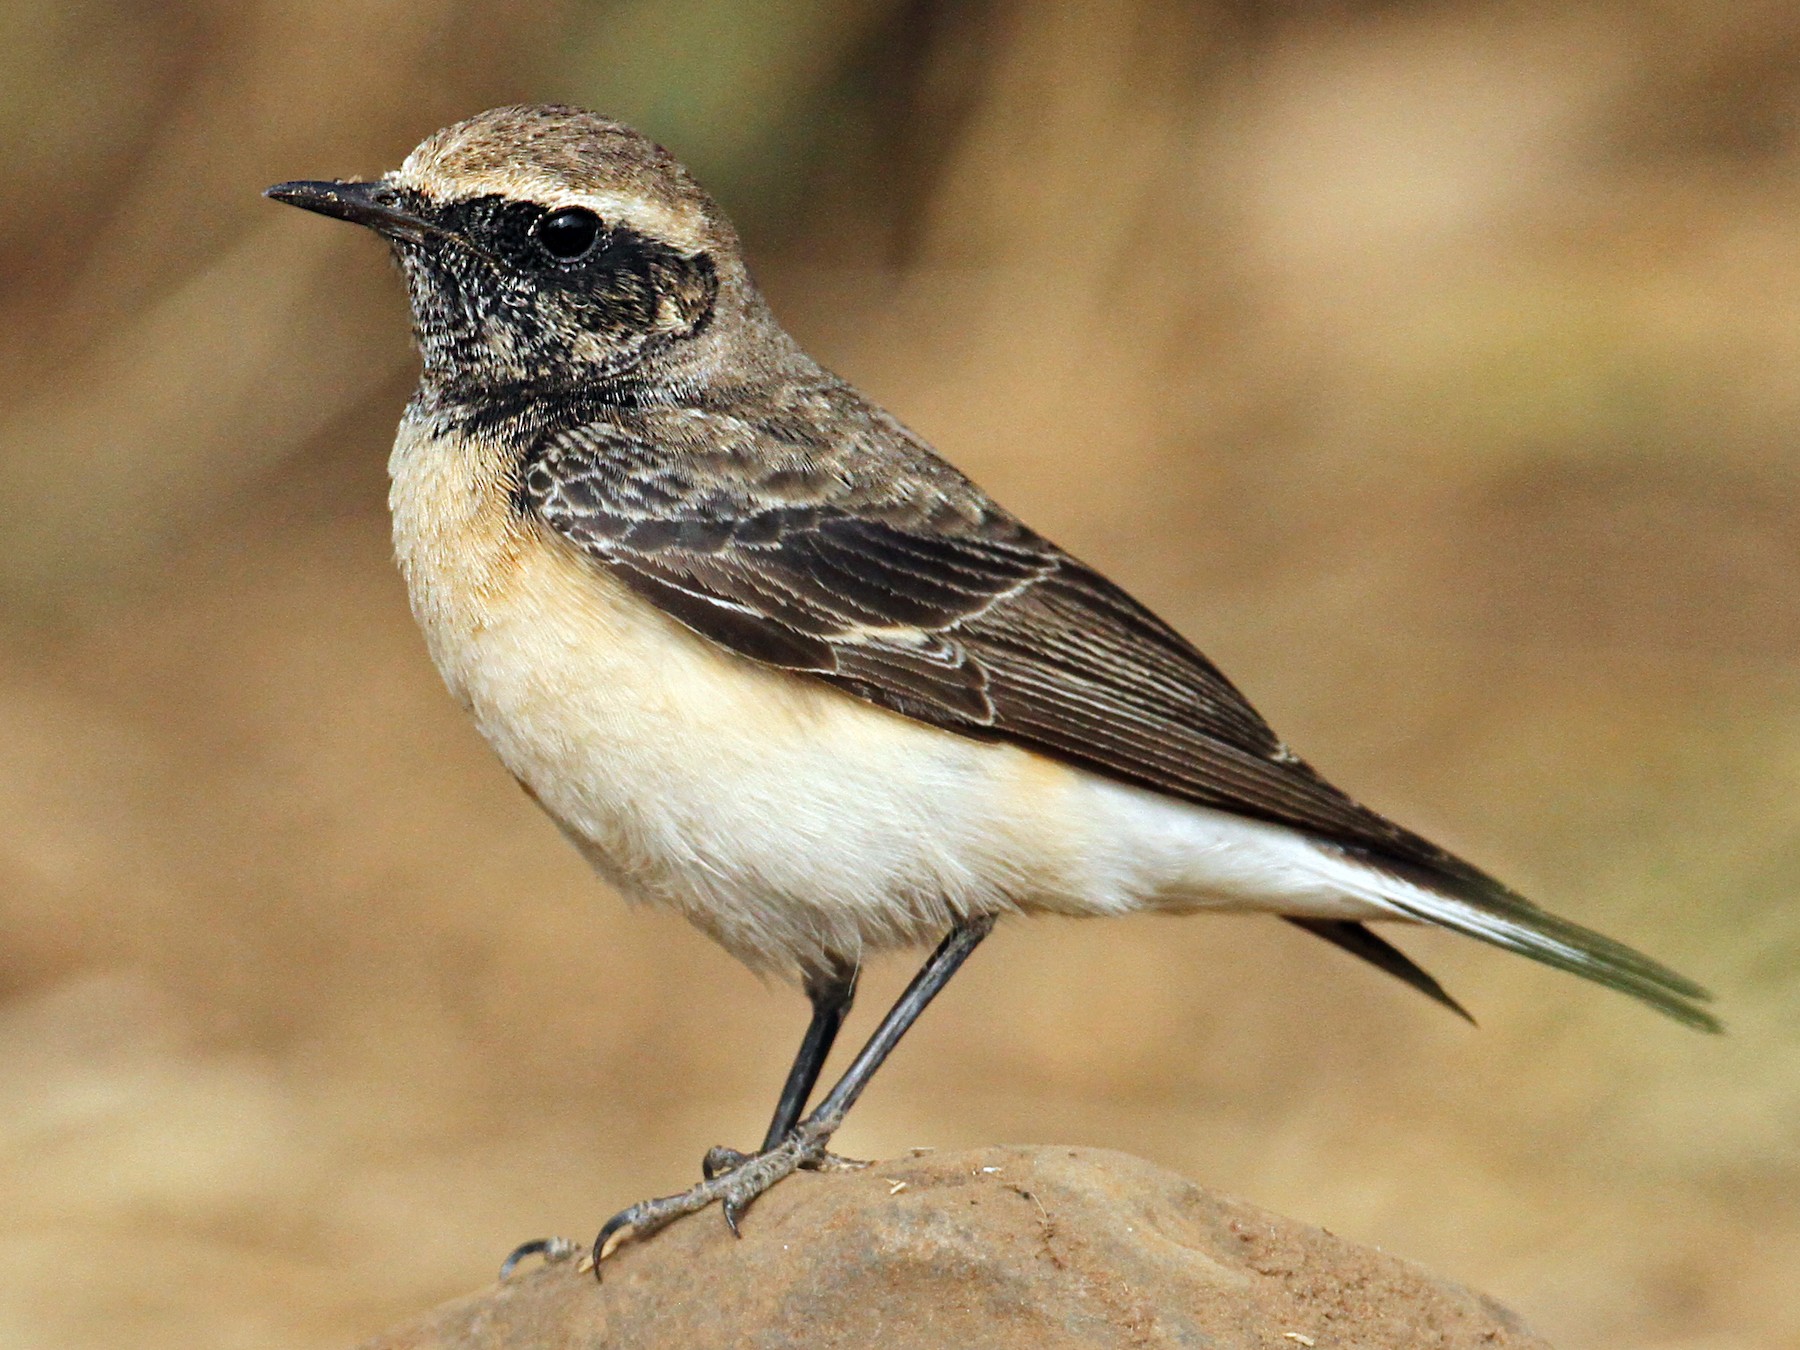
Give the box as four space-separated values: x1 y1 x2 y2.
361 1145 1548 1349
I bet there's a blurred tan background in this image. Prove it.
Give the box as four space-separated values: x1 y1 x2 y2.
2 1 1797 1346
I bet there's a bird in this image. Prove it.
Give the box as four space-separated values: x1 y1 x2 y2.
265 103 1718 1272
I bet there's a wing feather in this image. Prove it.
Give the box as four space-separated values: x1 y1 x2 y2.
520 416 1716 1030
526 422 1436 863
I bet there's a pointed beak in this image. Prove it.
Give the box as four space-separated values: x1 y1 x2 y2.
263 179 436 242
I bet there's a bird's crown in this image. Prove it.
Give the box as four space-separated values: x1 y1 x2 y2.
268 105 772 392
392 104 737 260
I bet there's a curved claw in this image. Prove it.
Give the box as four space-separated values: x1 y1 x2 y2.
702 1145 751 1180
498 1236 578 1281
590 1211 638 1283
591 1123 831 1274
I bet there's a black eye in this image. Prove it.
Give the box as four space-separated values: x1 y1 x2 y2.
535 207 601 261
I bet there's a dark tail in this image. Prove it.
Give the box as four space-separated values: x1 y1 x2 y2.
1345 847 1722 1033
1288 918 1475 1023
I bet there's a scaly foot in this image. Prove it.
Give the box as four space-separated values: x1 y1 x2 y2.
594 1119 843 1274
702 1143 871 1178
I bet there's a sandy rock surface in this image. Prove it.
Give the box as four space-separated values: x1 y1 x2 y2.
361 1145 1547 1349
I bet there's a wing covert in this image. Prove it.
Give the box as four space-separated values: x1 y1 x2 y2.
522 419 1448 867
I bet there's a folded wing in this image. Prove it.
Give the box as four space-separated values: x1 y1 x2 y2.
523 419 1717 1030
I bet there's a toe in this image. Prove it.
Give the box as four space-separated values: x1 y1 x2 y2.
801 1150 871 1173
498 1236 577 1281
702 1144 751 1179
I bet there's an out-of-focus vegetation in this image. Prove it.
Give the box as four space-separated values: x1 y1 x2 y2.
2 2 1796 1346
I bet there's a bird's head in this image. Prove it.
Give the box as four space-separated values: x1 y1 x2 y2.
267 105 769 393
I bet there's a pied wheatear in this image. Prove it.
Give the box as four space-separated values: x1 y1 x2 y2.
266 104 1716 1272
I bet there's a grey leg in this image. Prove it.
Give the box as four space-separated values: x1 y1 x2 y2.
593 917 995 1274
702 963 859 1179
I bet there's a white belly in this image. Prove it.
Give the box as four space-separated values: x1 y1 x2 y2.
389 421 1398 978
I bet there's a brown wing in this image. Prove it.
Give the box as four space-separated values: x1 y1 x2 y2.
522 419 1719 1030
522 421 1456 872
